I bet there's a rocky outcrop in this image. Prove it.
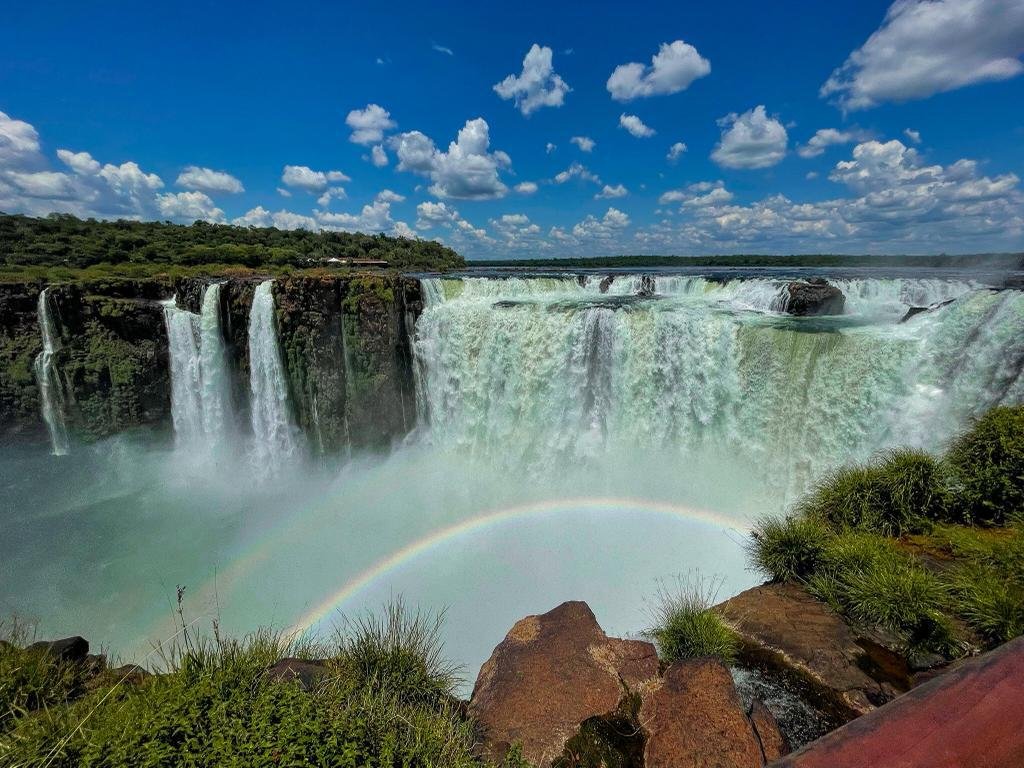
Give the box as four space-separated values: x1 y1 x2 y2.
781 279 845 316
900 298 955 323
718 583 909 721
0 282 45 440
470 601 786 768
771 636 1024 768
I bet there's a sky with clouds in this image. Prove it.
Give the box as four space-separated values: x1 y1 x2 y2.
1 0 1023 258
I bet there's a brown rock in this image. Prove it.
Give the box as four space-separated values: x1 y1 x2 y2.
266 657 328 691
782 279 845 316
27 636 89 663
641 658 766 768
718 584 907 719
771 636 1024 768
469 601 659 767
750 699 788 763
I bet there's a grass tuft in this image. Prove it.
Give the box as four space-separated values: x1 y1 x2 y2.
746 515 830 583
647 577 739 665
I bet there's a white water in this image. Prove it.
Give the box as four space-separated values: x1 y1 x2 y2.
33 288 70 456
162 284 233 448
247 280 300 476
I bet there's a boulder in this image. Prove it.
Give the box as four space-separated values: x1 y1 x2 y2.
469 601 659 766
782 279 845 316
27 636 89 663
770 636 1024 767
899 298 954 323
599 276 615 294
718 583 907 720
635 275 656 297
640 658 778 768
266 657 328 691
750 699 789 763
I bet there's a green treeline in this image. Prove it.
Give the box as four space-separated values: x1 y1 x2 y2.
470 253 1024 269
0 213 464 274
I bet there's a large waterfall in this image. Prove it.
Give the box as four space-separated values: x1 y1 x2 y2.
162 283 233 447
248 280 300 474
413 275 1024 497
33 288 70 456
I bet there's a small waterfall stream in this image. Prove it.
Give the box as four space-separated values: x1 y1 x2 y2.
248 280 300 475
33 288 70 456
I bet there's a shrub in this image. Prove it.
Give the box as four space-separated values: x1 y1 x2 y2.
794 465 883 531
946 564 1024 647
946 406 1024 525
746 515 830 582
647 577 739 665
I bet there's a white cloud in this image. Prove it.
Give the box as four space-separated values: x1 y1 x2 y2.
316 200 393 232
607 40 711 101
666 142 687 162
806 171 819 180
346 104 397 145
432 43 454 56
375 188 405 202
595 183 628 199
5 170 77 198
619 113 655 138
391 117 510 199
392 221 417 239
545 142 556 154
658 180 734 207
156 191 225 223
489 213 545 250
904 128 922 144
98 161 164 207
554 161 601 185
0 111 40 166
821 0 1024 110
570 136 595 152
796 128 868 159
370 145 388 167
711 105 787 169
56 149 100 175
493 44 571 116
415 200 491 244
316 187 347 207
572 207 631 239
515 181 538 194
281 165 350 193
175 165 244 193
277 187 291 198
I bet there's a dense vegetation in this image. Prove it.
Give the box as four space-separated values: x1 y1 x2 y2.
0 602 520 768
470 253 1024 270
0 213 464 276
748 406 1024 657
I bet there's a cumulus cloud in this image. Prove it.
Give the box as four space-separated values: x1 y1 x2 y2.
797 128 869 158
658 180 733 207
175 165 244 193
391 118 511 199
515 181 538 194
392 221 417 239
570 136 595 152
493 44 571 115
667 142 687 162
821 0 1024 110
711 105 787 169
281 165 350 193
572 207 631 239
554 162 601 185
316 200 393 232
231 207 318 230
489 212 545 251
346 104 397 145
316 187 347 207
375 188 405 202
0 111 40 166
607 40 711 101
904 128 922 144
595 183 628 199
56 149 100 175
415 200 491 244
619 113 655 138
370 145 388 167
156 191 225 222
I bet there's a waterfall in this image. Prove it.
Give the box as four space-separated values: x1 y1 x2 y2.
248 280 300 474
162 283 233 447
414 276 1024 498
33 288 70 456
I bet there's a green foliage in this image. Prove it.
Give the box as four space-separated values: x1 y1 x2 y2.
0 606 485 768
467 254 1024 270
0 212 464 274
945 406 1024 525
647 578 739 664
0 622 86 734
795 449 948 536
746 515 830 582
946 564 1024 647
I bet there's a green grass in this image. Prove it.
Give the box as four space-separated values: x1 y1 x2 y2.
0 603 488 768
945 564 1024 647
647 578 739 665
946 406 1024 525
746 515 830 582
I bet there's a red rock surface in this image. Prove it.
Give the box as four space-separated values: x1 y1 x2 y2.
469 601 659 766
750 699 788 763
718 583 903 717
770 635 1024 768
640 658 774 768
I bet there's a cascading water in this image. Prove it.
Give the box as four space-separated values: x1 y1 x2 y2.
33 288 70 456
162 283 233 447
414 275 1024 499
248 280 300 474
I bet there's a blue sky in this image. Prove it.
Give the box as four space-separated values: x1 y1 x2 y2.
1 0 1023 257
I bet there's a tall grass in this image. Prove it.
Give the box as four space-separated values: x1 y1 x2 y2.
647 577 739 664
946 406 1024 525
746 515 830 582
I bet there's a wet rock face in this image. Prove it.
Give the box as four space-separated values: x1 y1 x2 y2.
0 282 45 440
469 601 660 767
470 601 787 768
782 279 845 316
718 583 909 721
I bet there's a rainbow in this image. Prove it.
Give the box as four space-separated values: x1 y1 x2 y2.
285 496 751 635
